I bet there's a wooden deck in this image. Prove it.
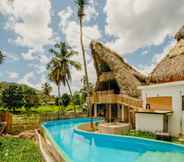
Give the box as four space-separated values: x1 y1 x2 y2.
90 92 142 109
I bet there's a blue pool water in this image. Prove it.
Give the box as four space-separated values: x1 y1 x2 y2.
42 118 184 162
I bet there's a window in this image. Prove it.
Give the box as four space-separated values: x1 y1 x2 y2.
99 63 111 72
182 96 184 111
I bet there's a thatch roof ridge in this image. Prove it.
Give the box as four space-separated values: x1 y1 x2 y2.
91 40 146 81
90 40 146 97
175 25 184 41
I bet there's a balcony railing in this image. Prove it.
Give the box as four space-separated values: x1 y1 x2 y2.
90 92 142 110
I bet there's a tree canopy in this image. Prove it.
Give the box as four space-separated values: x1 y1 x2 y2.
61 93 71 107
1 84 24 112
0 82 42 112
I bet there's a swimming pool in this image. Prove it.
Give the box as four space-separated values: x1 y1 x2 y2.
42 118 184 162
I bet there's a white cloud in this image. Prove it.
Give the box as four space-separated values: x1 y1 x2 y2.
105 0 184 54
58 7 101 52
2 50 20 62
18 71 47 90
21 47 45 61
142 50 149 56
138 40 176 74
38 55 50 65
58 6 101 91
7 72 19 79
1 0 53 49
152 40 175 64
18 72 34 86
138 64 155 75
21 49 37 61
84 0 99 22
0 1 12 15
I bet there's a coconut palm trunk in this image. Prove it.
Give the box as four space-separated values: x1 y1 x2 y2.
79 16 93 128
79 19 90 103
57 84 62 118
79 18 89 89
65 79 77 116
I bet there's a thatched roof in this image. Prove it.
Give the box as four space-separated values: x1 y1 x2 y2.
91 41 146 97
175 25 184 41
149 27 184 84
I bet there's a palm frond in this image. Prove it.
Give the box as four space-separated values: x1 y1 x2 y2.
69 60 82 70
49 48 59 56
74 0 88 7
48 41 81 88
0 50 5 64
74 0 88 17
66 50 79 58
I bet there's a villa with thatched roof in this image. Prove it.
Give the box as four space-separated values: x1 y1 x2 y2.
136 25 184 136
90 41 145 127
90 25 184 136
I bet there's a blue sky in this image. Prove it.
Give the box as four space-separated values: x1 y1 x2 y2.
0 0 183 94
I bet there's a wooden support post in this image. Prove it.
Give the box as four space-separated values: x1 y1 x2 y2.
109 104 112 123
121 105 124 122
94 104 97 118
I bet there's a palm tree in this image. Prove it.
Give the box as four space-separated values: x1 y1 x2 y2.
74 0 91 115
42 82 52 97
48 42 81 115
47 57 63 109
0 50 5 64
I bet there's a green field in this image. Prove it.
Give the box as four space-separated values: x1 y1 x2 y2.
0 104 82 114
0 137 43 162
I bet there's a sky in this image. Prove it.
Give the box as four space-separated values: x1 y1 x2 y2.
0 0 184 95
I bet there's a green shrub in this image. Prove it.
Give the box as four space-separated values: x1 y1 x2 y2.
126 130 156 139
61 93 71 107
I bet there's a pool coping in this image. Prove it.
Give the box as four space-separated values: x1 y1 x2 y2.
42 118 184 162
41 124 73 162
41 118 100 162
74 124 184 149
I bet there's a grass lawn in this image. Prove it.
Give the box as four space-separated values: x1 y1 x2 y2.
0 136 43 162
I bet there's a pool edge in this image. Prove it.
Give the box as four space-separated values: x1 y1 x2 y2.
41 124 72 162
74 123 184 149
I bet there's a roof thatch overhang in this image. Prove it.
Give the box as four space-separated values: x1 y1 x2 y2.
148 25 184 84
90 41 146 97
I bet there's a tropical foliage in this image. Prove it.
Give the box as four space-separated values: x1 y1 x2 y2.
41 82 52 97
24 88 40 110
1 84 25 112
47 42 81 114
72 91 82 105
61 93 71 107
80 76 94 102
1 83 41 112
